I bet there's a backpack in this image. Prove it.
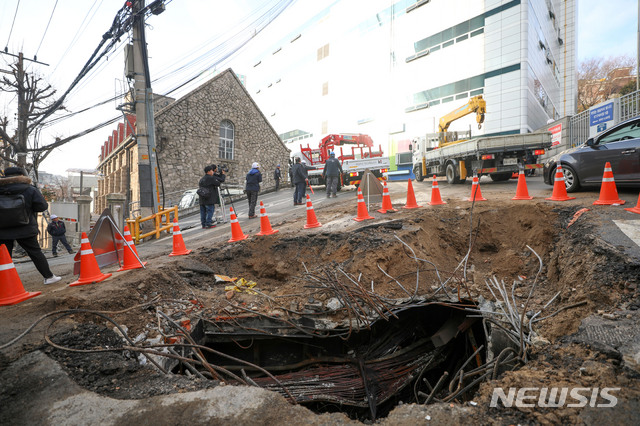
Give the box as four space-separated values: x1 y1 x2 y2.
0 191 30 228
196 186 211 198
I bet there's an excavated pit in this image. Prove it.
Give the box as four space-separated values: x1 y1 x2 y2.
18 202 640 424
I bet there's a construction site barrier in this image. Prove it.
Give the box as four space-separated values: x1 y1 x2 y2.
126 205 178 244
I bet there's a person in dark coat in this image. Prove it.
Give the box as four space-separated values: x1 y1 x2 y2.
274 164 282 191
0 166 61 285
47 214 73 257
245 162 262 218
198 164 226 228
291 157 308 205
322 151 343 198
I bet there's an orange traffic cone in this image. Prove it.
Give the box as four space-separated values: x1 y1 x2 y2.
429 175 446 206
256 201 279 236
69 232 112 287
403 179 423 209
624 193 640 214
545 165 576 201
304 194 322 229
467 174 487 201
169 219 193 255
228 208 249 242
117 225 147 271
377 181 397 213
0 244 41 306
354 187 375 221
512 170 533 200
593 162 625 205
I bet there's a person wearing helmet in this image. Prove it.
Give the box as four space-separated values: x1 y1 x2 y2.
245 162 262 218
322 151 343 198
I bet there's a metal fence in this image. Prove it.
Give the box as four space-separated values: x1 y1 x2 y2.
569 89 640 148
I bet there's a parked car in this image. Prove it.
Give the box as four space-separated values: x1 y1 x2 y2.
543 116 640 192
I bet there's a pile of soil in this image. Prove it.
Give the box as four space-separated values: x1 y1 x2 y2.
1 198 639 424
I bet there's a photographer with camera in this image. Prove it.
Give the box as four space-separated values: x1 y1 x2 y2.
197 164 226 229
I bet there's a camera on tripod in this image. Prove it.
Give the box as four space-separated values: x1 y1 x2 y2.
210 164 229 174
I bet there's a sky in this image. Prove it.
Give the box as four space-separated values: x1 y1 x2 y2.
0 0 637 177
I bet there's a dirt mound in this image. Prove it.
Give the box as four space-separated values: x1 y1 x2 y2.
1 199 639 423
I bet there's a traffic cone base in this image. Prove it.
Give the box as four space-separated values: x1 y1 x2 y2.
256 201 279 236
304 195 322 228
118 225 147 271
69 233 112 287
429 175 446 206
467 176 487 201
624 193 640 214
545 165 575 201
228 208 249 242
377 181 397 213
403 179 423 209
593 162 625 205
354 188 374 221
512 171 533 200
0 244 41 306
169 219 193 255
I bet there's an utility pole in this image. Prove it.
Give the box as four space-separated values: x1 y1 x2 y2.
0 50 49 169
132 0 159 215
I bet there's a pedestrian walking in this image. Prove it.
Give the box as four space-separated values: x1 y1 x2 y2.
274 164 282 191
0 167 61 285
246 162 262 218
47 214 73 257
291 157 308 205
198 164 225 229
322 151 343 198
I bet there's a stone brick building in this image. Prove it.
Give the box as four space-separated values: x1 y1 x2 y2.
96 68 290 218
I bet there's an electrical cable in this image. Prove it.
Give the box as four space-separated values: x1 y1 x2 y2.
34 0 59 59
4 0 21 50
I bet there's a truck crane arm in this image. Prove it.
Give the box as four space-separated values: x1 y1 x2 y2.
438 95 486 134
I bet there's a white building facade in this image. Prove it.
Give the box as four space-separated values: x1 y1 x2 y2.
233 0 577 158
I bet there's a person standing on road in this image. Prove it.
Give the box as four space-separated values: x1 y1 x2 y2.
291 157 308 205
47 215 73 257
246 162 262 218
0 167 61 285
274 164 282 191
198 165 225 229
322 151 343 198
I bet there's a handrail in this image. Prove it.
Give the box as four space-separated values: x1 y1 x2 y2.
125 205 178 244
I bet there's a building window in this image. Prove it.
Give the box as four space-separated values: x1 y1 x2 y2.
322 120 328 134
322 82 329 96
317 43 330 61
219 120 234 160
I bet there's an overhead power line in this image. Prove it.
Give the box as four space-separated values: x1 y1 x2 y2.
4 0 21 51
34 0 59 59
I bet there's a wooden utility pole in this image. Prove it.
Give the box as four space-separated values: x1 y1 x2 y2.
132 0 159 215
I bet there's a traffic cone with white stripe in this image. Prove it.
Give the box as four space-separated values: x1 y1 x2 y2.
69 232 112 286
429 175 446 205
467 174 487 201
624 192 640 214
228 208 249 242
593 162 625 205
0 244 41 305
512 169 533 200
545 164 576 201
117 225 147 271
304 194 322 229
256 201 279 236
169 219 193 255
403 179 423 209
354 187 375 221
377 181 397 213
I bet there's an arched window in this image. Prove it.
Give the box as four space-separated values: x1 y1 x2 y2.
219 120 234 160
